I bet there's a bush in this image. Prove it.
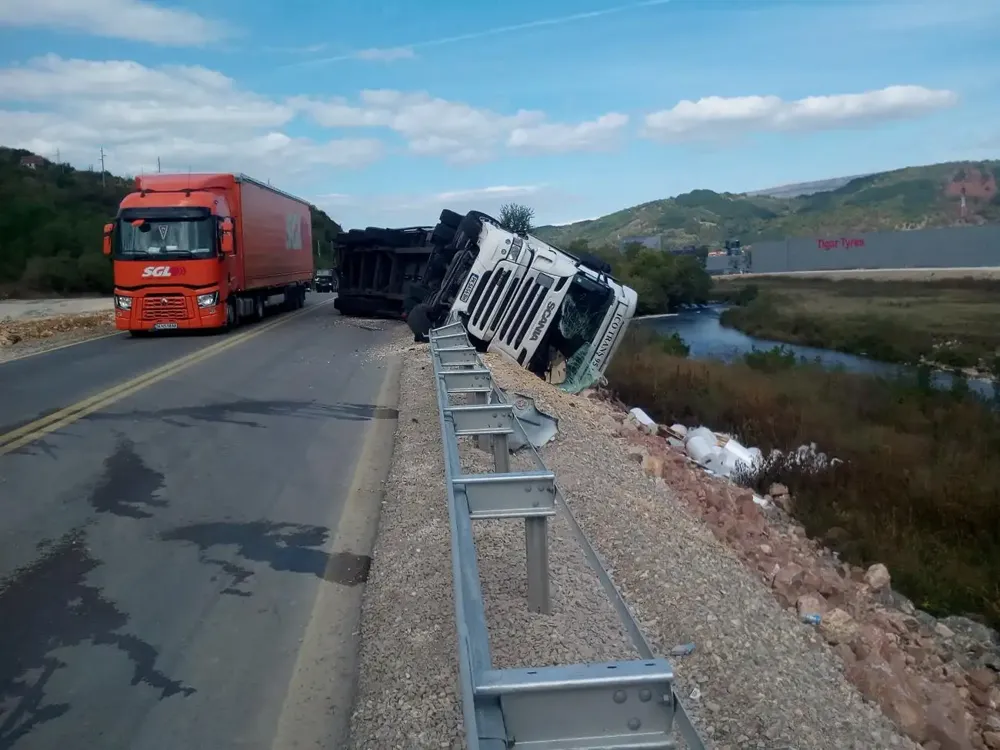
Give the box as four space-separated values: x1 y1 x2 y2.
743 345 798 372
607 336 1000 627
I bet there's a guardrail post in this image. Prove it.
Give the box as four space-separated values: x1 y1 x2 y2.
474 391 490 452
525 517 550 614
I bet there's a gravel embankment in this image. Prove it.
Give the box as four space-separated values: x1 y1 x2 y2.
349 349 641 749
0 311 116 361
483 354 920 750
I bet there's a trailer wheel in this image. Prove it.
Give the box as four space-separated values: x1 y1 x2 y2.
438 209 463 229
430 223 455 247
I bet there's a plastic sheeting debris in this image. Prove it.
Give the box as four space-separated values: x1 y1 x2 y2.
507 393 559 451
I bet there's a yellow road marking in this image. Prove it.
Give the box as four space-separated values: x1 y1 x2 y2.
0 299 335 456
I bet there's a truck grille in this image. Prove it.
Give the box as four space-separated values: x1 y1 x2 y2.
470 267 518 337
498 278 550 350
142 294 189 321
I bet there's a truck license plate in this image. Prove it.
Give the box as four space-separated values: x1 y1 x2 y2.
152 322 178 330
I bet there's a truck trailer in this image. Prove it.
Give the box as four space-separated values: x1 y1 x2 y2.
103 173 314 335
332 226 434 318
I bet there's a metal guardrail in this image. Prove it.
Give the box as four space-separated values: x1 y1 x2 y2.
430 322 705 750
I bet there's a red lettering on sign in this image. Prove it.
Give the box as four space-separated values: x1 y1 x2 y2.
817 237 866 250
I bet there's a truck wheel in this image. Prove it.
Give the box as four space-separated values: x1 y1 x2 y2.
224 299 239 331
438 209 463 229
252 296 265 322
430 223 456 247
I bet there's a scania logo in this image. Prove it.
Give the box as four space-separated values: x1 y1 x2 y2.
528 300 557 342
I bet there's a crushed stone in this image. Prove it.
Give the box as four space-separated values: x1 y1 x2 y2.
350 348 646 749
482 352 920 750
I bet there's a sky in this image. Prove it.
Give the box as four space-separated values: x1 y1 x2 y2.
0 0 998 229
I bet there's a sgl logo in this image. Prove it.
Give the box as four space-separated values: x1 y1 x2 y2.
141 265 186 278
285 214 303 250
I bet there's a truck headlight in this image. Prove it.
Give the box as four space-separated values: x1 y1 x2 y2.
115 295 132 310
197 292 219 308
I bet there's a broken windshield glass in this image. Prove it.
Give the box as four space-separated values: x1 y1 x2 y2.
542 273 614 393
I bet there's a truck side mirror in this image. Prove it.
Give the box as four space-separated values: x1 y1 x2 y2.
102 223 114 256
220 218 234 255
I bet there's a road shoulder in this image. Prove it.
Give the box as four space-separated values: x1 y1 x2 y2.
269 331 405 750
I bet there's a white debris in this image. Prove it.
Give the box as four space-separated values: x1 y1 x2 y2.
626 407 658 435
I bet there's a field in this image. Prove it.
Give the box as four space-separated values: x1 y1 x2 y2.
606 330 1000 628
714 275 1000 373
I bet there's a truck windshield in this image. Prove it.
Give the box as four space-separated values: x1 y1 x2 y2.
550 273 614 391
116 218 216 259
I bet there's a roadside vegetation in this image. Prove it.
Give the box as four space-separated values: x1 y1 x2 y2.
560 237 710 316
607 331 1000 628
0 147 342 298
716 276 1000 377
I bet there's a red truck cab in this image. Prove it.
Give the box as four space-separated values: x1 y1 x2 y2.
104 173 314 335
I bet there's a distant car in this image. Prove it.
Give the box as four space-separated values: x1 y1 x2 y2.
314 270 336 293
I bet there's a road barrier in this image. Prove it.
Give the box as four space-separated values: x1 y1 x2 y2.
429 322 705 750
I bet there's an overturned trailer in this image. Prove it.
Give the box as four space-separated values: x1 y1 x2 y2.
332 226 434 318
335 209 638 391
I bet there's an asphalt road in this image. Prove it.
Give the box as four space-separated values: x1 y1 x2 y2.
0 296 402 750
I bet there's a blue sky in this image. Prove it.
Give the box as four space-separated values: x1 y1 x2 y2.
0 0 998 229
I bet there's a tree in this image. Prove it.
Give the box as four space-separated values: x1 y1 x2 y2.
498 203 534 235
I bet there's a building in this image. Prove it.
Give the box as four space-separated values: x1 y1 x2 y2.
747 224 1000 274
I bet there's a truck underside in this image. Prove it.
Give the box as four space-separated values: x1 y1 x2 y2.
332 226 434 318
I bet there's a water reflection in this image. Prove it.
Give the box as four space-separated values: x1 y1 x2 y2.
637 306 994 399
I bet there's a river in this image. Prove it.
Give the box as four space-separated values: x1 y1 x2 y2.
637 306 996 399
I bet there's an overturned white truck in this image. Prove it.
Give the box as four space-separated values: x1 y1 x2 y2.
337 209 638 392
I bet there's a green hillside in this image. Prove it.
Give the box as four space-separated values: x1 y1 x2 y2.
0 147 342 297
534 160 1000 249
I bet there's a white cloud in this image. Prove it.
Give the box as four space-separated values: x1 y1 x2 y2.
508 113 629 154
642 85 959 142
296 91 625 162
293 0 671 67
314 184 559 227
0 56 383 179
353 47 416 62
0 0 228 45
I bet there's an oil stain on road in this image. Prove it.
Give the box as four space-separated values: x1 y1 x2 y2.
88 437 167 519
159 520 371 595
0 529 194 750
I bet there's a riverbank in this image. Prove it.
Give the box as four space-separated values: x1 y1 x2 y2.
606 330 1000 630
714 276 1000 378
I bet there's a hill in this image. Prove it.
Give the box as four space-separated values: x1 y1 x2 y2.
744 174 871 199
0 147 342 297
534 160 1000 250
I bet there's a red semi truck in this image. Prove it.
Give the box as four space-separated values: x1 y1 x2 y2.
103 173 314 335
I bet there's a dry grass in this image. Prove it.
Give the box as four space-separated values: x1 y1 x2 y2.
715 275 1000 371
607 332 1000 628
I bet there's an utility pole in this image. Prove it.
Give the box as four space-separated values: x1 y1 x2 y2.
157 157 161 173
99 147 106 187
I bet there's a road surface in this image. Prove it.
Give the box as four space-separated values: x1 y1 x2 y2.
0 297 401 750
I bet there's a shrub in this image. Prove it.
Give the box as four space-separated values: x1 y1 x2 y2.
607 336 1000 627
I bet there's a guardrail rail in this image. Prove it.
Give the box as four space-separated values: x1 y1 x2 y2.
429 322 706 750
